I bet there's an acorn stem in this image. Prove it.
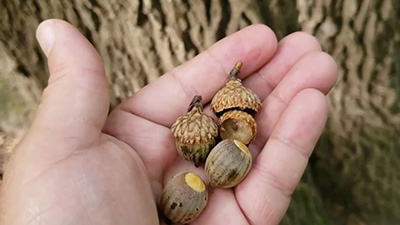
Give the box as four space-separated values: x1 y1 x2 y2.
228 61 243 79
188 95 203 112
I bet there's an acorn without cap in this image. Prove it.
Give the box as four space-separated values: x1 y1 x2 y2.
171 95 219 167
160 172 208 224
211 61 261 116
205 139 252 188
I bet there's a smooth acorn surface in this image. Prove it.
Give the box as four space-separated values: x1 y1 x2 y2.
160 172 208 224
171 95 218 167
205 139 252 188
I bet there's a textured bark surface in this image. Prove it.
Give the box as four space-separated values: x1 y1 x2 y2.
0 0 399 224
297 1 400 224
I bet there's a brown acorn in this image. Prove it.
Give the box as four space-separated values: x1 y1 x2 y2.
160 172 208 224
211 61 261 116
171 95 218 167
205 139 252 188
218 110 257 145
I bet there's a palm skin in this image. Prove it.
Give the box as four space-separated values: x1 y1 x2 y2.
0 20 337 225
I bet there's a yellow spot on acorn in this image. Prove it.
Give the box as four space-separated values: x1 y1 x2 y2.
234 139 250 155
185 172 205 192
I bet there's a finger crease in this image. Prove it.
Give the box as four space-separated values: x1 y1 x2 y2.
232 192 253 225
118 100 173 129
256 69 275 91
205 49 230 75
249 140 264 156
269 92 289 106
253 163 294 199
24 206 52 225
169 69 199 101
269 134 310 159
49 65 104 84
22 146 85 186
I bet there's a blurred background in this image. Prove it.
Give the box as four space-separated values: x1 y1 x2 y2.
0 0 399 224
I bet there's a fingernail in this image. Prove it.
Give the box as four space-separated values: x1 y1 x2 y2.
36 20 56 57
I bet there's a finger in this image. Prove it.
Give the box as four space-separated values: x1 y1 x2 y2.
198 32 323 120
242 32 322 101
33 19 109 145
120 25 277 127
251 51 337 154
235 89 328 225
192 188 249 225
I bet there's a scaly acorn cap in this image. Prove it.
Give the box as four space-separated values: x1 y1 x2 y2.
171 95 218 165
171 95 218 145
211 61 261 116
219 110 257 145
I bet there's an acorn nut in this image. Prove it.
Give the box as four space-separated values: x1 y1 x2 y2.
211 61 261 117
171 95 218 167
219 110 257 145
205 139 252 188
160 172 208 224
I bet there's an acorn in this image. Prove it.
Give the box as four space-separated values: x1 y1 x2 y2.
171 95 218 167
205 139 252 188
211 61 261 117
219 110 257 145
160 172 208 224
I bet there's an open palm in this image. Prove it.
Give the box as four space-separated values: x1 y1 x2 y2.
0 20 337 225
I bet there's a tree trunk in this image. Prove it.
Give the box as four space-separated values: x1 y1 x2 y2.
0 0 399 224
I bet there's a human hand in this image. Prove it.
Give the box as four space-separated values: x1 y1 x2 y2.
0 19 337 225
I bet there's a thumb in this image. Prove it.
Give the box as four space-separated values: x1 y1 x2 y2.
33 19 109 143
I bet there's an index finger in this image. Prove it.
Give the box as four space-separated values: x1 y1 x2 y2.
119 25 277 127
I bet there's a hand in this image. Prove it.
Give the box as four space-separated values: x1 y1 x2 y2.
0 19 337 225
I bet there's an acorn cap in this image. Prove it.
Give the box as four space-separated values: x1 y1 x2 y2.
171 95 218 146
211 62 261 115
219 110 257 145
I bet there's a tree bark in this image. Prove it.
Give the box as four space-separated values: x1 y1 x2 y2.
296 0 400 224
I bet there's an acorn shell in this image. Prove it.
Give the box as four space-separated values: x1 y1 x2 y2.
171 96 218 166
219 110 257 145
205 139 252 188
175 141 216 167
160 172 208 224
